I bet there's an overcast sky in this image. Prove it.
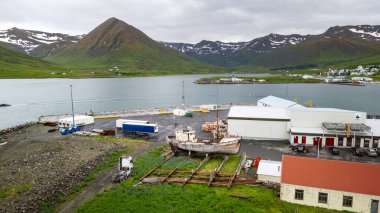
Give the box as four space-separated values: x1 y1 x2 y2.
0 0 379 43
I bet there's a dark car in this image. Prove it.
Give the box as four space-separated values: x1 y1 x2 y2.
351 147 364 156
329 147 340 155
291 144 311 153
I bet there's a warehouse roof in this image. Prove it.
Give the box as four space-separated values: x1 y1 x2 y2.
228 106 290 120
257 160 282 177
257 96 304 108
281 155 380 196
288 107 359 113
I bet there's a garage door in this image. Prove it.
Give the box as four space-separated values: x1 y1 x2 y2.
325 138 335 146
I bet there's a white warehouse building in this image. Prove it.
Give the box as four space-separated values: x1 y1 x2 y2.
228 96 380 148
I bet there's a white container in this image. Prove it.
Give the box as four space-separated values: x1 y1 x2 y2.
116 119 149 129
58 115 94 128
173 109 186 116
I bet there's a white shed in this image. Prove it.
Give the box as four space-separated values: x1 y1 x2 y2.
257 160 282 183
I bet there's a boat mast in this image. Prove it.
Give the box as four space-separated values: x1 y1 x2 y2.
70 85 75 127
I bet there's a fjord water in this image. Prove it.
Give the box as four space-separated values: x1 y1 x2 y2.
0 75 379 130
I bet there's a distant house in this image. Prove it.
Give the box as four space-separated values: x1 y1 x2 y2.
280 155 380 212
302 75 314 79
257 160 282 183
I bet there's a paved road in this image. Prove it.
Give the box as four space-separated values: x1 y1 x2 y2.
241 140 380 164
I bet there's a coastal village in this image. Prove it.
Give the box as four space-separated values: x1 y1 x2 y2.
2 2 380 213
196 65 380 85
2 93 380 212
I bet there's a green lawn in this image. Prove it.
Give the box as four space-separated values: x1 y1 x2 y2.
77 146 338 213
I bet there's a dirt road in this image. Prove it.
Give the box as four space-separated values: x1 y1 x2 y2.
57 142 160 213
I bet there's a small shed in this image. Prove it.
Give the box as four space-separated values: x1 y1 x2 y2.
257 160 282 183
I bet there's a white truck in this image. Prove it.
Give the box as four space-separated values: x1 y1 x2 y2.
112 156 133 183
58 115 94 128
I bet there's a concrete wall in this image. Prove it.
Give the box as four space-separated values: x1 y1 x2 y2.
290 110 367 128
258 174 281 183
281 183 380 212
228 119 288 140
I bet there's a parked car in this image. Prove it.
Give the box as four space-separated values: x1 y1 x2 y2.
351 147 364 156
329 147 340 155
365 148 378 157
291 144 311 153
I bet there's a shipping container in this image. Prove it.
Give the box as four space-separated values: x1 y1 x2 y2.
122 123 158 134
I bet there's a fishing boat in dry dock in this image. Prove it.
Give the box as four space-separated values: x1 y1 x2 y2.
166 126 241 154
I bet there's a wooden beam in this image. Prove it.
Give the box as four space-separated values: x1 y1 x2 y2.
161 158 188 183
183 155 210 185
139 154 173 182
227 153 245 189
208 155 229 186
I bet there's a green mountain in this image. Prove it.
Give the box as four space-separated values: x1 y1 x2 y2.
164 25 380 70
234 36 380 70
45 17 213 75
0 45 65 78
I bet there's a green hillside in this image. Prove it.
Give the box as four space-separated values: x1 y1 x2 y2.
234 37 380 69
0 46 66 78
45 18 214 75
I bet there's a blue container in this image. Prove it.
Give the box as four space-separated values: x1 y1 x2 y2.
60 128 70 135
122 123 157 134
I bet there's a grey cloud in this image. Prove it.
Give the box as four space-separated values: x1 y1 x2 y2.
0 0 379 43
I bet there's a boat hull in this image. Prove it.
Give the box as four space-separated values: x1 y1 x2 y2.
167 135 241 154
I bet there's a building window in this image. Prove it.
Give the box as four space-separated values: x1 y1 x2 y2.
346 137 352 146
364 139 370 148
355 137 361 147
338 137 344 146
373 139 379 148
295 189 304 200
343 196 353 207
318 192 328 204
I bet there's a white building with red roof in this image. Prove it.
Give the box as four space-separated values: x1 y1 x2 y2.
280 155 380 212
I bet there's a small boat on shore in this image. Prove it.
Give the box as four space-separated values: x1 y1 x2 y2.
166 126 241 154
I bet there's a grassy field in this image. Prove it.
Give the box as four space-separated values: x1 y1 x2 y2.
77 146 338 213
40 142 139 212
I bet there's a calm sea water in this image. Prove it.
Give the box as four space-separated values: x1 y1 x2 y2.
0 75 379 130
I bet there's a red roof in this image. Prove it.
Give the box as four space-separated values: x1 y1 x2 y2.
281 155 380 196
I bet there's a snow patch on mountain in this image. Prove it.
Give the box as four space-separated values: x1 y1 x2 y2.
349 28 380 38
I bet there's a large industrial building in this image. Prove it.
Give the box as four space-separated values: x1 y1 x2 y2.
227 96 380 148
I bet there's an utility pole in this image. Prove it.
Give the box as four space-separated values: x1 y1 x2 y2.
216 84 219 141
70 85 75 128
182 80 185 109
